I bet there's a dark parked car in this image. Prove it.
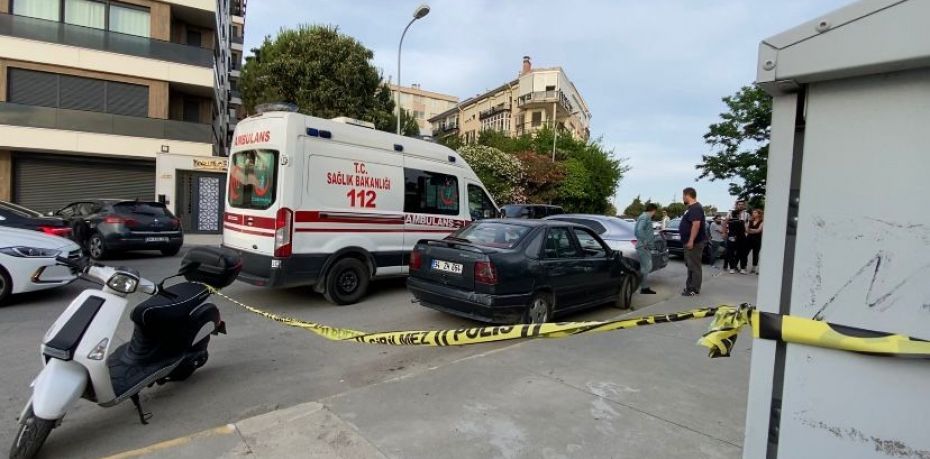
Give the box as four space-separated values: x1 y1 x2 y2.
660 218 715 263
55 200 183 259
0 201 72 238
544 214 669 273
407 219 638 324
500 204 564 219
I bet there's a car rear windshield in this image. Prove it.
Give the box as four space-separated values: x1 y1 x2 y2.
229 149 278 210
501 205 525 218
0 201 41 218
113 202 171 217
450 222 531 248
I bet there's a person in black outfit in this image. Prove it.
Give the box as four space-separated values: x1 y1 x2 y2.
679 187 707 296
725 209 748 274
746 209 764 274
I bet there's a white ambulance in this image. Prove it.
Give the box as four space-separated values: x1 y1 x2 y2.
222 108 499 304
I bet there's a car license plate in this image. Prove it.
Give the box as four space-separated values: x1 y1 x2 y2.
145 237 169 243
431 259 463 274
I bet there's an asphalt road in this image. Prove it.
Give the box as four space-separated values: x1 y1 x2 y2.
0 249 691 458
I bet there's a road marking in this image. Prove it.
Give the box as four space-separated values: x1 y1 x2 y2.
99 424 236 459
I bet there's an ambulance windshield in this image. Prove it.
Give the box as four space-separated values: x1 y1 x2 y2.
229 149 278 210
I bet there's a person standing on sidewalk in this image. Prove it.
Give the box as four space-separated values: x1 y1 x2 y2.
746 209 764 274
725 209 748 274
709 216 725 269
635 203 659 294
679 187 707 296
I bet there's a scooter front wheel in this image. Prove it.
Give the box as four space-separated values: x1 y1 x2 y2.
9 408 56 459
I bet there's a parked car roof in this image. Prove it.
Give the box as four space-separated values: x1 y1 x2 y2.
543 214 636 239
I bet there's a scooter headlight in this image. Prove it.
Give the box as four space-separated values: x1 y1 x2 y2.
106 272 139 294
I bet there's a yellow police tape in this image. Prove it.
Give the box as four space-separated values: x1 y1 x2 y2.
205 287 930 358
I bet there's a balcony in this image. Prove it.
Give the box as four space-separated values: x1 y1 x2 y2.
232 35 243 45
229 90 242 105
478 104 510 120
0 13 213 68
0 102 212 143
516 90 573 114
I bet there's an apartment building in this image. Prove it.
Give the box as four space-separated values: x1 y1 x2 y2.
430 56 591 143
0 0 241 234
389 83 457 136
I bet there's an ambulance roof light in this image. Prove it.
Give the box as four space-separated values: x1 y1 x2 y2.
255 102 298 114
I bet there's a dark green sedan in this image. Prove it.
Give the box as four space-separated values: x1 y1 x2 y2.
407 219 638 324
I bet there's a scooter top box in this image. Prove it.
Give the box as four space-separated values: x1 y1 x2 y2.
181 247 242 289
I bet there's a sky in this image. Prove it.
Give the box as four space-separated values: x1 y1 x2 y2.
242 0 851 211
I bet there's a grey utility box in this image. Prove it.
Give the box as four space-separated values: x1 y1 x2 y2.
745 1 930 458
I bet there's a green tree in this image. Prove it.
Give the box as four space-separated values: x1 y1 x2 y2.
665 202 687 218
696 85 771 203
703 205 718 215
240 25 418 136
623 196 644 218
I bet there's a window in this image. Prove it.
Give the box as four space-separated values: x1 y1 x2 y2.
12 0 60 21
467 184 497 220
404 169 459 215
574 228 608 258
183 99 201 122
109 2 149 37
8 68 149 117
229 150 279 209
480 112 510 132
186 29 203 47
451 222 530 249
544 227 580 259
531 111 542 127
64 0 105 29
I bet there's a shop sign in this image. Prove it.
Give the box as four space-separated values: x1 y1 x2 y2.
193 158 229 172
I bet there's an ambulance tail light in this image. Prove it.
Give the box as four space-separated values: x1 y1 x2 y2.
274 207 293 258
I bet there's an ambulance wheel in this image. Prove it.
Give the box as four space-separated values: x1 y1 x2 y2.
323 258 370 305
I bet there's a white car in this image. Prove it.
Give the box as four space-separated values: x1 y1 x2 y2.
0 226 82 304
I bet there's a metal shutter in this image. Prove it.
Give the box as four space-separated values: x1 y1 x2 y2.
59 75 105 112
7 68 58 108
13 154 155 213
106 81 148 117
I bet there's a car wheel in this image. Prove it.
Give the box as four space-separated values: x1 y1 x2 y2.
615 274 635 310
161 245 182 257
87 233 108 260
523 291 553 324
0 265 12 306
323 258 370 305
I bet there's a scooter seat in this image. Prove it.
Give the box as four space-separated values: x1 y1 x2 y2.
131 282 211 331
107 342 182 400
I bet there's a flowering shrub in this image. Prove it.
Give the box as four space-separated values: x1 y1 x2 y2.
458 145 526 203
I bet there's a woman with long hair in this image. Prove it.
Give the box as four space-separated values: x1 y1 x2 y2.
747 209 764 274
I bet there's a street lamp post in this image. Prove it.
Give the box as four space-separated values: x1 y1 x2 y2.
397 4 431 135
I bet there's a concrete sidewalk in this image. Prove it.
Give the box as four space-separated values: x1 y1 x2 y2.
105 271 756 459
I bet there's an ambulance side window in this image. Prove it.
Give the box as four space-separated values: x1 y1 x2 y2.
467 184 497 220
403 169 459 215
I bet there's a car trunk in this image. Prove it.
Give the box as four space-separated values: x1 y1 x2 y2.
412 240 496 291
113 202 180 234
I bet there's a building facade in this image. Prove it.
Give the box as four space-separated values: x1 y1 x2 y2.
389 83 457 136
0 0 243 234
430 56 591 143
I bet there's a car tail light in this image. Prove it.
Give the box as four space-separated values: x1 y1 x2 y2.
274 207 293 258
104 216 137 227
474 260 498 285
39 226 72 237
409 249 422 271
630 239 637 246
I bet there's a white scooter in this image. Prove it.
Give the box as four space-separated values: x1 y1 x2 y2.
9 247 241 459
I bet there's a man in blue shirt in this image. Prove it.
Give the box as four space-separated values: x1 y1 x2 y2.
635 203 659 294
679 187 707 296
